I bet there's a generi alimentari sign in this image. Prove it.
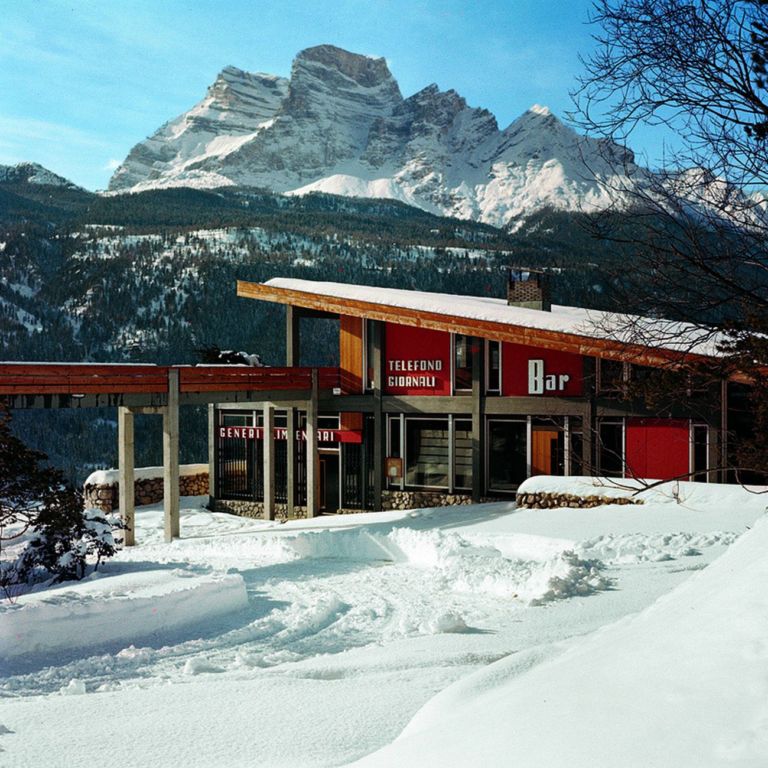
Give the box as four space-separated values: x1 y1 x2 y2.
218 426 362 443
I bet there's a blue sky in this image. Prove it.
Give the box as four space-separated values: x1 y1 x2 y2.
0 0 662 191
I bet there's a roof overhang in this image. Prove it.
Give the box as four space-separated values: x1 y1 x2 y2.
237 279 751 382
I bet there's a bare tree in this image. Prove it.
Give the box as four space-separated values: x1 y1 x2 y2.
573 0 768 475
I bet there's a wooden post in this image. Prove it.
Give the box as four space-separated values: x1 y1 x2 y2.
286 305 301 366
372 321 384 511
471 337 485 502
306 370 320 517
118 406 135 546
163 368 180 543
207 404 216 506
263 403 275 520
583 400 594 475
286 407 296 516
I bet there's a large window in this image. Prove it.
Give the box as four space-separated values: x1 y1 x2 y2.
486 340 501 394
454 419 473 490
364 319 377 391
391 416 474 491
568 417 584 476
487 419 527 492
692 424 709 482
218 412 255 500
453 334 474 391
598 359 627 394
598 420 624 477
405 419 450 488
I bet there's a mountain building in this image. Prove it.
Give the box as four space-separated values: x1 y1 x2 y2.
210 273 730 517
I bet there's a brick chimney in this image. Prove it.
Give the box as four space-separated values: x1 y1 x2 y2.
507 269 551 311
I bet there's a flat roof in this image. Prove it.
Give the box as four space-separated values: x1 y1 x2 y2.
237 277 728 371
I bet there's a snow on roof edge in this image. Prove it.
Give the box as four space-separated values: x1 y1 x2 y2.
262 277 723 358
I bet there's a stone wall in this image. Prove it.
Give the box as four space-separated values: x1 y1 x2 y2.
84 470 209 512
213 490 477 519
212 500 308 520
381 489 473 510
515 491 643 509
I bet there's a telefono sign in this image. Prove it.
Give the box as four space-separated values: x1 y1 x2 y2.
386 358 443 389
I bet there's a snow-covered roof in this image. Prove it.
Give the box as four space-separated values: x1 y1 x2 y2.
260 277 722 359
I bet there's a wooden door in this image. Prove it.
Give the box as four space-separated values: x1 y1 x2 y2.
531 430 558 476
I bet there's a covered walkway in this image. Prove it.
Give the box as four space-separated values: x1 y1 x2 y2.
0 363 340 544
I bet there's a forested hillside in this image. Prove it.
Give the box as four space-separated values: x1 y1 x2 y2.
1 181 630 482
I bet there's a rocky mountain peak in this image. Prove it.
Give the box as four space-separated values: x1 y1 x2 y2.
108 45 642 226
293 45 398 91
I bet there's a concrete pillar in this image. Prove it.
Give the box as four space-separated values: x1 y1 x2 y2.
372 321 384 511
306 370 320 517
286 407 296 516
471 337 485 502
583 400 594 475
263 403 275 520
118 406 135 547
163 368 180 543
286 305 301 366
582 357 596 475
707 425 720 483
207 404 216 506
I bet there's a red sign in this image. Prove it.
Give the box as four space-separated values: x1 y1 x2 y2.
502 343 583 397
384 323 451 395
218 426 361 443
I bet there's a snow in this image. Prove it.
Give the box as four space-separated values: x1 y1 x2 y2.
354 507 768 768
0 480 765 766
83 463 208 487
264 277 723 356
0 570 247 663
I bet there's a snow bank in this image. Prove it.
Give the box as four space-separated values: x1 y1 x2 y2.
84 463 208 486
284 526 610 605
0 569 247 662
352 512 768 767
517 475 768 507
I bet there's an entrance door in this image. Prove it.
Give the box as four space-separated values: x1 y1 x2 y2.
319 452 340 513
531 429 559 476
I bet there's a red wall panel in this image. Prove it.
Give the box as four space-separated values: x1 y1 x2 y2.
501 343 583 397
384 323 451 395
625 418 690 480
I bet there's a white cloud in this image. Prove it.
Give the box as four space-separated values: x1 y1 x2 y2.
104 158 121 171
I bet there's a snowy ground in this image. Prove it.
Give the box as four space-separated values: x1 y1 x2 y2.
0 479 765 767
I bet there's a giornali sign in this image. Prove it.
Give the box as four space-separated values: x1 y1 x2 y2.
386 358 443 389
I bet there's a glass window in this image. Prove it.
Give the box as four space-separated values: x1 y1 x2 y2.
222 412 252 426
598 359 626 393
692 424 708 482
454 419 473 490
486 340 501 393
405 419 450 488
387 416 402 489
218 411 255 500
365 319 376 390
454 334 473 391
568 417 584 476
487 420 527 492
598 421 624 477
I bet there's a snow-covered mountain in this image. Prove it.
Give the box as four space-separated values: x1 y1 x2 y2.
109 45 640 227
0 162 79 188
